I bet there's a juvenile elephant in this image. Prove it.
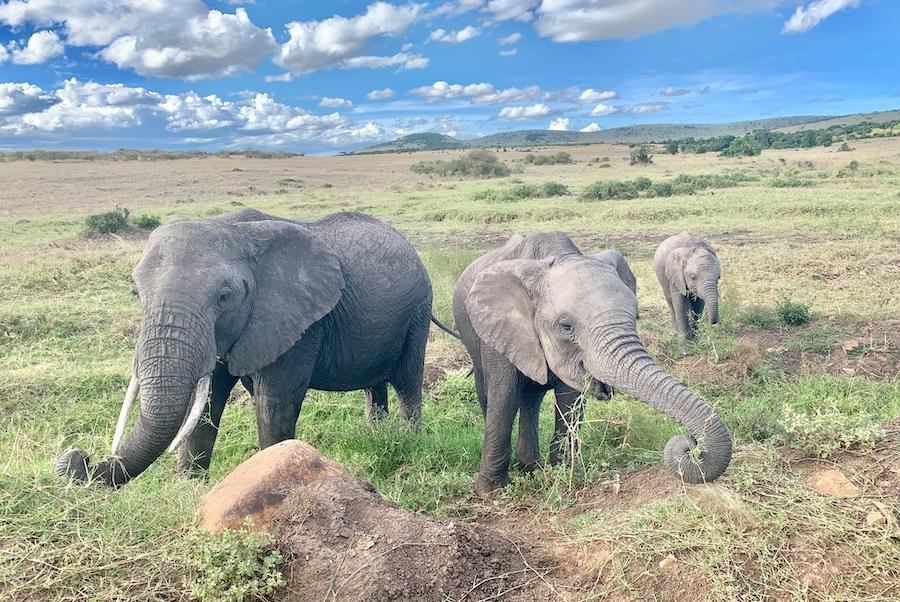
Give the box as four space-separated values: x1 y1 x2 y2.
57 210 434 487
453 232 732 495
654 231 721 341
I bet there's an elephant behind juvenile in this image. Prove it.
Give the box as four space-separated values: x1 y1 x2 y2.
57 209 435 487
452 232 732 495
654 231 722 341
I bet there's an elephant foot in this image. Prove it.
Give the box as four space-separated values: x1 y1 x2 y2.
513 457 544 474
55 448 92 483
473 472 509 497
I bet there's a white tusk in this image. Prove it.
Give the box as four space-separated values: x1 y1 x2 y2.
167 375 211 453
111 373 139 456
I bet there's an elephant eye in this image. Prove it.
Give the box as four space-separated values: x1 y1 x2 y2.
558 317 575 335
217 288 234 307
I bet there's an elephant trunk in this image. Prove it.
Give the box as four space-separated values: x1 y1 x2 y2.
586 323 732 483
56 303 216 487
700 280 719 325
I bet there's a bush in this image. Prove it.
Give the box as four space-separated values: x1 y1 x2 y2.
181 525 285 602
777 297 811 326
629 146 653 165
647 181 674 197
665 141 679 154
474 181 569 202
634 176 652 191
85 206 130 234
133 214 162 230
524 152 572 165
838 142 853 152
581 180 641 201
411 151 511 178
781 407 885 458
771 176 817 188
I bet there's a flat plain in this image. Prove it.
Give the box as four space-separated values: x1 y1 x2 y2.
1 139 898 600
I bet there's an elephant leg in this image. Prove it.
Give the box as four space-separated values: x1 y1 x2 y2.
671 292 695 341
474 349 521 495
473 363 488 419
365 383 389 422
389 305 429 424
253 332 321 449
514 387 546 472
177 361 238 475
549 384 585 466
240 376 254 396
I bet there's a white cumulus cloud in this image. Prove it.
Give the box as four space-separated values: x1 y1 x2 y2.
498 32 522 45
0 82 59 116
499 48 517 56
429 25 480 43
367 88 396 100
274 2 424 75
0 1 275 79
782 0 860 33
589 102 619 116
412 80 549 105
320 97 353 108
498 102 555 120
9 30 65 64
548 116 569 130
579 88 617 102
580 122 601 132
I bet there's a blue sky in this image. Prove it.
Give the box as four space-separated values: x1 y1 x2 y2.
1 0 897 154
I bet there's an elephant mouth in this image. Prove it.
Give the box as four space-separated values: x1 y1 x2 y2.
592 380 613 400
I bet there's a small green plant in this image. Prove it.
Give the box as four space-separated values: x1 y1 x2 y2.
84 206 130 234
776 297 811 327
741 305 777 329
781 407 885 458
133 214 162 230
771 176 817 188
474 181 569 202
180 525 285 602
629 145 653 165
838 142 853 152
581 180 641 201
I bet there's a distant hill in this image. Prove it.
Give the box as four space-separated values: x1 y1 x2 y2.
773 110 900 133
356 115 839 153
359 132 468 153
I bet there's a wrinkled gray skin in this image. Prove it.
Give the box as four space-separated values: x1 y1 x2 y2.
56 210 432 487
453 232 732 495
654 231 721 342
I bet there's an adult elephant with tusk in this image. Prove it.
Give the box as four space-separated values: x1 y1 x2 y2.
452 232 732 495
654 231 722 342
56 209 437 487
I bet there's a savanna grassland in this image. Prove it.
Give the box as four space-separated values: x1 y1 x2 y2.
1 139 899 601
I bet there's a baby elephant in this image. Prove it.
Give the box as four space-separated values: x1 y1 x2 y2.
654 231 721 342
453 232 732 495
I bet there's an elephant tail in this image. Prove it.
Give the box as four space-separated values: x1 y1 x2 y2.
431 316 461 339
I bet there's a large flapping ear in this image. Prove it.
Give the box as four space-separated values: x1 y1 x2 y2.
665 248 689 295
465 258 551 384
226 221 345 376
590 249 637 296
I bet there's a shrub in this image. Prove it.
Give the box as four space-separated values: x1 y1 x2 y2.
776 297 811 327
181 525 285 602
665 141 679 154
474 181 568 202
85 206 130 234
647 181 674 197
411 151 511 178
581 180 641 201
838 142 853 152
133 214 162 230
524 152 572 165
629 145 653 165
538 181 569 197
771 176 816 188
781 407 885 458
634 176 652 191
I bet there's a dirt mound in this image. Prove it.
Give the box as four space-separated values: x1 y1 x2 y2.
273 476 553 601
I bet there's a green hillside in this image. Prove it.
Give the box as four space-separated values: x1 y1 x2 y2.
773 110 900 133
358 132 468 153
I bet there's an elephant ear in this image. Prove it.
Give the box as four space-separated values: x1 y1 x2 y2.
226 220 345 376
466 258 550 384
590 249 637 295
666 248 689 295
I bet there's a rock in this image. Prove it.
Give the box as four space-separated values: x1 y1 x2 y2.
659 554 677 571
687 484 759 528
808 469 860 498
200 439 350 533
866 511 886 526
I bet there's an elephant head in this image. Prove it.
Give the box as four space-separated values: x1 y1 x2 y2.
666 241 721 324
465 253 732 483
56 213 345 487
